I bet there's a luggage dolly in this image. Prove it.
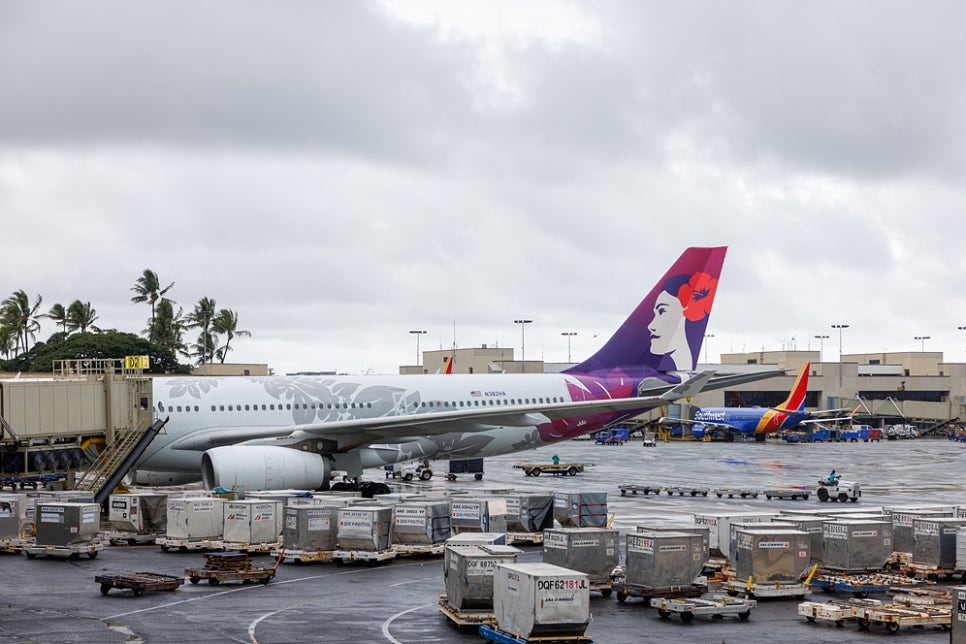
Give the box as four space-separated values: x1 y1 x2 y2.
858 603 951 633
221 539 283 554
184 551 281 586
723 578 809 599
437 592 496 628
618 484 664 496
762 486 809 500
506 532 544 545
392 542 445 557
478 624 593 643
654 594 757 623
274 548 336 563
25 540 103 560
103 531 159 546
713 487 760 499
613 580 706 606
797 598 882 627
157 537 223 552
95 572 185 597
810 572 930 598
664 486 709 497
331 548 396 565
0 536 29 553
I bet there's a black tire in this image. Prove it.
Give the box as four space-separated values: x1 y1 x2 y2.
160 544 170 552
420 469 432 481
658 610 670 619
260 576 272 585
132 588 144 597
805 616 816 622
567 467 578 476
100 585 111 596
850 497 858 502
616 591 627 603
25 551 36 559
190 577 200 584
766 494 772 500
208 578 220 586
403 473 413 481
474 473 483 480
803 494 810 500
838 492 848 502
817 488 829 502
716 493 722 498
857 617 870 630
531 468 541 477
88 551 98 559
886 622 900 634
600 588 612 598
738 611 750 621
680 611 694 624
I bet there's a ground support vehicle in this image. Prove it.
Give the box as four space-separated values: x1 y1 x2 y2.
763 487 809 500
275 548 335 563
158 536 223 552
642 434 657 447
0 473 68 491
0 536 29 553
810 572 928 597
815 479 861 502
513 463 591 477
222 538 283 554
392 542 445 557
798 598 882 627
655 595 756 623
713 487 760 499
437 592 496 628
898 562 964 581
332 548 396 564
723 579 809 599
857 603 950 633
445 458 484 481
618 484 663 496
384 461 433 481
95 572 184 597
613 580 707 605
890 587 952 607
665 486 709 497
506 532 544 545
25 540 103 560
589 581 614 598
103 530 159 546
184 552 279 586
478 624 593 643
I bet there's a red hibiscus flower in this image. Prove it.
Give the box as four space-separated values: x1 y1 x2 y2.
675 272 718 322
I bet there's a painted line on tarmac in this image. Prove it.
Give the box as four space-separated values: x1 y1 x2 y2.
381 603 435 644
248 603 305 644
103 561 428 621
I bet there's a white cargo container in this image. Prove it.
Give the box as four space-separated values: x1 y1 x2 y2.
166 496 225 540
728 521 796 563
493 563 590 639
912 517 966 569
450 498 508 534
35 502 100 547
107 493 168 534
625 531 704 588
393 501 451 545
0 494 24 539
891 508 955 554
337 505 393 551
223 499 282 545
445 544 523 610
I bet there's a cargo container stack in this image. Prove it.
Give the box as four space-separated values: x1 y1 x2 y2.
27 501 102 558
282 502 344 553
554 492 607 528
162 496 226 550
890 508 955 556
692 511 776 559
775 515 830 565
503 493 555 533
106 492 168 542
624 531 705 590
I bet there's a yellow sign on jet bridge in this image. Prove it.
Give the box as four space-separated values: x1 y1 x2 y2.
124 355 150 370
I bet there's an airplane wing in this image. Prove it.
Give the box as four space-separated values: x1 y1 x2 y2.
657 416 739 432
170 369 779 451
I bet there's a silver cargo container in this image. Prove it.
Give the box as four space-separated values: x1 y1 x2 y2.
542 528 619 584
445 544 522 610
223 499 283 545
0 494 23 539
107 493 167 534
336 505 393 551
692 511 776 557
35 502 100 547
504 493 555 532
166 497 226 540
912 517 966 568
636 522 710 581
392 501 451 545
283 503 342 551
444 532 507 575
822 519 892 572
957 527 966 570
891 508 955 554
733 528 810 582
493 563 590 639
625 531 703 588
554 492 607 528
776 515 829 565
450 498 508 534
728 521 796 563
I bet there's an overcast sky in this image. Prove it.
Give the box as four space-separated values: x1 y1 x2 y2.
2 1 965 375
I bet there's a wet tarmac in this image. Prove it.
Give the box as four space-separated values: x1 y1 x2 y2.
2 437 964 643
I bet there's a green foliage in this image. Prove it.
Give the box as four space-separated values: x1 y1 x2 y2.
0 330 190 374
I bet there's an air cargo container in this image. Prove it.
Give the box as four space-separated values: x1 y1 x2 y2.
336 505 393 551
554 492 607 528
35 502 100 547
166 496 226 541
493 563 590 639
542 528 619 584
445 544 522 610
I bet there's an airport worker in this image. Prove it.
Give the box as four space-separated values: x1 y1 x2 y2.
827 469 837 484
552 454 560 465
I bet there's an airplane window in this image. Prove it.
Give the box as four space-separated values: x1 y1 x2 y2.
459 401 464 407
211 405 216 412
219 405 225 411
245 405 250 411
228 405 233 411
473 400 479 406
286 404 291 410
176 406 182 412
367 403 372 408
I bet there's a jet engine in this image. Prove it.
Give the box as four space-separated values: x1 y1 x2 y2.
201 446 331 492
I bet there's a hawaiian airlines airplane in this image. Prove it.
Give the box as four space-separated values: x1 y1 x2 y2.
137 246 780 493
659 362 854 441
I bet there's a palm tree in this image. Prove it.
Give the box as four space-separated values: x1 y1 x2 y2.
187 297 217 365
66 300 100 334
212 308 251 363
1 290 43 355
152 299 187 357
130 269 174 340
46 303 68 334
0 325 13 360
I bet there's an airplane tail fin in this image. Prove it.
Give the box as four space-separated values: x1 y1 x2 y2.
564 247 726 378
443 356 454 375
777 362 810 412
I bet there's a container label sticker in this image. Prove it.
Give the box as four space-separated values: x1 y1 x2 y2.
572 539 600 548
169 502 186 512
628 536 654 554
192 502 215 512
757 541 790 549
544 533 568 549
286 516 297 530
82 512 97 524
659 545 687 552
40 512 63 523
308 517 330 531
227 512 249 522
798 549 808 558
451 503 483 520
852 530 878 538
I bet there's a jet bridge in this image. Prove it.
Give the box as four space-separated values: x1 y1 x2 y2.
0 358 154 487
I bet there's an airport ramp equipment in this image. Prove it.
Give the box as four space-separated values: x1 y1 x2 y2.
73 416 169 504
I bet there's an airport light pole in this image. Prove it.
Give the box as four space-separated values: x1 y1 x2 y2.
409 330 427 369
914 335 930 352
831 324 849 389
561 331 577 363
814 334 829 362
704 334 715 364
514 319 533 372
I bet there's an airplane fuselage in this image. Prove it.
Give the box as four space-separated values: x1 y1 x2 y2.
692 406 807 435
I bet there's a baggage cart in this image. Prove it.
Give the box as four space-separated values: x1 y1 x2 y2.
618 484 663 496
222 538 283 554
858 604 951 633
890 587 952 607
506 532 544 545
331 548 396 564
95 572 184 597
655 594 757 622
613 580 706 605
103 530 159 546
898 561 963 581
798 598 881 627
478 624 593 643
0 536 29 553
392 542 445 557
723 578 809 599
25 540 103 560
184 552 280 586
445 458 484 481
275 548 335 563
714 487 760 499
763 487 809 500
513 463 592 477
810 572 929 597
664 486 709 497
157 536 223 552
438 592 496 628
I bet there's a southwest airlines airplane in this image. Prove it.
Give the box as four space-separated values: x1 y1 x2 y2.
659 361 853 441
137 246 780 493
